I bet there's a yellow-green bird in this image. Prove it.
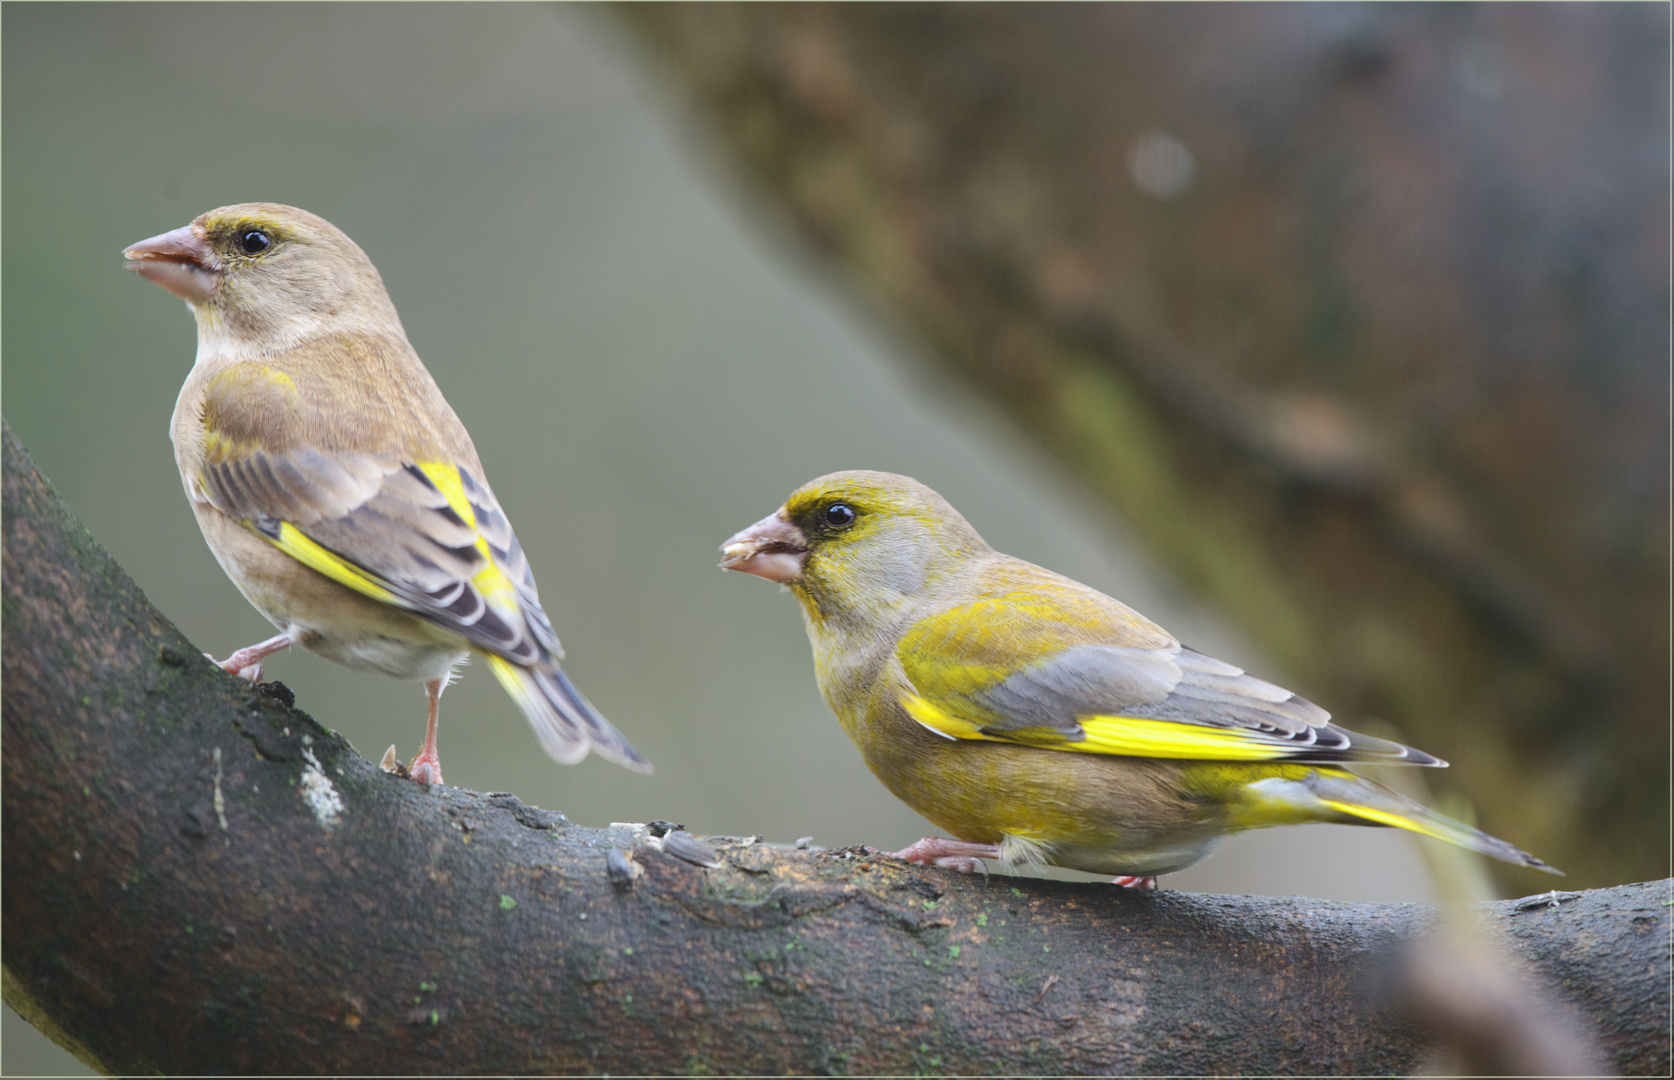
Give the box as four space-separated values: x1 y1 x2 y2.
721 470 1555 887
125 203 648 785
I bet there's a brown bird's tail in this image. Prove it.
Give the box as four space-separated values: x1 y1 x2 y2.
489 655 652 773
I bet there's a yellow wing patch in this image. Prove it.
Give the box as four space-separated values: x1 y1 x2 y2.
902 693 987 740
1054 715 1293 761
414 461 520 609
256 520 403 606
902 693 1295 761
200 364 302 466
242 459 523 627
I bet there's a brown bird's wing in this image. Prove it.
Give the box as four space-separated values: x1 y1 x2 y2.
187 358 560 667
186 357 652 772
897 561 1440 766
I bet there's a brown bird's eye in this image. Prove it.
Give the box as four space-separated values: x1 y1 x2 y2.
823 503 856 528
238 230 272 255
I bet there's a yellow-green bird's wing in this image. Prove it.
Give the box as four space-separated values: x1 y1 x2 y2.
187 357 647 770
893 562 1562 872
897 561 1440 767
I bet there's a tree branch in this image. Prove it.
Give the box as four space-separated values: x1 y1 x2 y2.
4 419 1666 1075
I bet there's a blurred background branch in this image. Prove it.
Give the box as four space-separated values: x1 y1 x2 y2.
617 1 1671 891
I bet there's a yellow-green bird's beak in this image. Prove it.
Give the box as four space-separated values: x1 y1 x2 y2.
720 511 807 583
124 223 218 301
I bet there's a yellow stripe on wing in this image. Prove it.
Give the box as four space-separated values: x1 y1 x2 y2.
247 461 524 632
902 693 986 740
415 462 520 610
1064 714 1293 760
901 693 1295 761
257 520 404 606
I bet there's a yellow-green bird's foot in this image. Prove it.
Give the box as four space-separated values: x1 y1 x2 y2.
1112 876 1159 890
890 837 999 875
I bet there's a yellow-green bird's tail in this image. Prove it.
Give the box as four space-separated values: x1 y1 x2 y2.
488 655 652 774
1223 765 1560 874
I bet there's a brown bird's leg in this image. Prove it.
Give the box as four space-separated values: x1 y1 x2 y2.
1112 876 1159 890
889 837 1000 875
208 633 291 682
407 678 445 786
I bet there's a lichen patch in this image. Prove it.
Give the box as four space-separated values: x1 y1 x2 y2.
300 746 344 829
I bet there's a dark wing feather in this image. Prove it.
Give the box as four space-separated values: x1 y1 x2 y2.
978 644 1438 765
199 443 559 667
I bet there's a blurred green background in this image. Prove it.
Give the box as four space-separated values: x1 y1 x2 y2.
3 5 1664 1075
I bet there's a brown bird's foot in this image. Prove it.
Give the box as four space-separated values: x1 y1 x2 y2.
211 633 292 682
404 677 446 786
1112 875 1158 890
407 748 443 786
206 653 263 682
890 837 1001 875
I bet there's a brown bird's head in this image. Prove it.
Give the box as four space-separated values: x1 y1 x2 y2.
721 470 990 628
124 202 404 353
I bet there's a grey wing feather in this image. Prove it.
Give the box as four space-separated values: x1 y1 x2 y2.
976 644 1441 765
199 448 559 666
203 446 648 771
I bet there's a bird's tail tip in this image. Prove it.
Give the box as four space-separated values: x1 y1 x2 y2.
488 655 653 774
1309 770 1560 874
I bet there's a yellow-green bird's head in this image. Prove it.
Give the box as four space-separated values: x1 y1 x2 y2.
721 470 989 628
123 202 404 354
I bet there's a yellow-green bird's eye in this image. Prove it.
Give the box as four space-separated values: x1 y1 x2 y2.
238 229 272 255
822 502 856 528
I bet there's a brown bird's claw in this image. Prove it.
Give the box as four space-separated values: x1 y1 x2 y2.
205 651 263 682
1112 875 1159 890
211 633 291 683
407 748 443 786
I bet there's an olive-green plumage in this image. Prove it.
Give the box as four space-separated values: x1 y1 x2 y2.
126 203 648 784
722 470 1556 881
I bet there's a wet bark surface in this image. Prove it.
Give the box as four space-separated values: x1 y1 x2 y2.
4 422 1667 1075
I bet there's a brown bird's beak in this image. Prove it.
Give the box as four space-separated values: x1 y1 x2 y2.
720 511 808 583
123 223 218 302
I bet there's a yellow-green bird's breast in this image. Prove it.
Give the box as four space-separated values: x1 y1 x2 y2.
834 657 1219 858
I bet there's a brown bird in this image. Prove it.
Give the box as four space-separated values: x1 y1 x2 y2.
125 202 649 785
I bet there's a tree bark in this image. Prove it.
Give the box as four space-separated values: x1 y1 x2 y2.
3 421 1667 1075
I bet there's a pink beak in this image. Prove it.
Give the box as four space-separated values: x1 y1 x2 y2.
123 223 218 301
720 511 808 583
